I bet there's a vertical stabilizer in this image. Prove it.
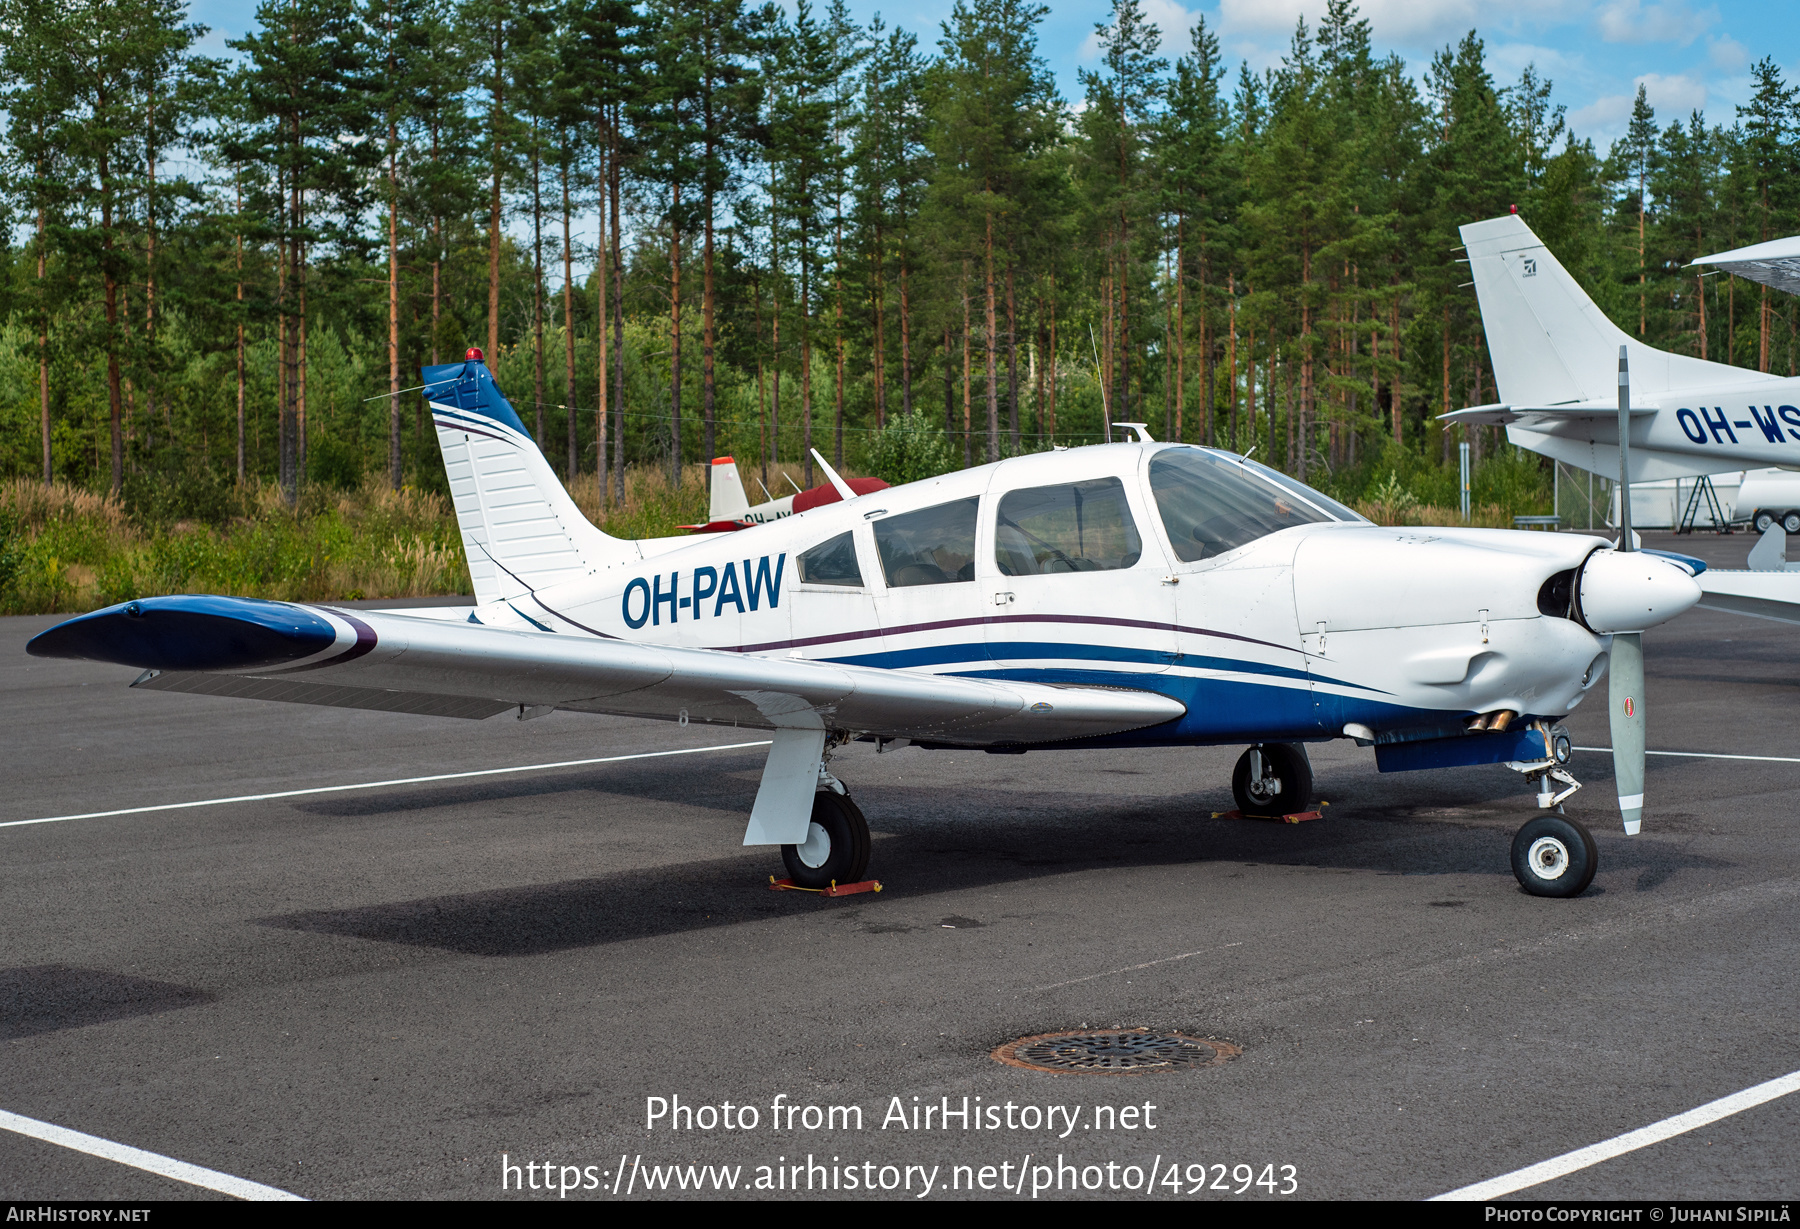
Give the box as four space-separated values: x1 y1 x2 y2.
424 355 636 605
708 456 751 523
1460 214 1772 404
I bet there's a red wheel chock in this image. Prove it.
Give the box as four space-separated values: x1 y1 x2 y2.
1212 801 1329 825
768 876 883 897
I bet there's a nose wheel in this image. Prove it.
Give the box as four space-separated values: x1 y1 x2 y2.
780 791 872 889
1511 813 1598 897
1231 743 1313 816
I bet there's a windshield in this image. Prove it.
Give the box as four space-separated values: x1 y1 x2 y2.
1239 457 1367 523
1149 447 1337 562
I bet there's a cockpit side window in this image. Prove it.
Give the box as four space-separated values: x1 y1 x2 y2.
995 478 1142 576
1150 447 1334 562
874 498 979 587
796 530 864 587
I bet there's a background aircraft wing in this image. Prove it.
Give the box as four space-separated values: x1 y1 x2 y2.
1692 236 1800 298
27 595 1185 747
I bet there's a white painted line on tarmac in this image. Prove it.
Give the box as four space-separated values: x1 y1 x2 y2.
1432 1068 1800 1201
0 741 774 831
0 1107 305 1201
1576 746 1800 764
1029 942 1245 992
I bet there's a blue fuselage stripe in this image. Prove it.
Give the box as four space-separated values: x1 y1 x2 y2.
823 639 1376 691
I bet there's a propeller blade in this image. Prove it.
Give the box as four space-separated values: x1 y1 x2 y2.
1609 630 1646 835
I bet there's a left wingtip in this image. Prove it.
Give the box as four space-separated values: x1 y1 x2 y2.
27 595 340 671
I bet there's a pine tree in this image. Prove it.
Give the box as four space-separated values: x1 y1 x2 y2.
1736 59 1797 372
929 0 1057 462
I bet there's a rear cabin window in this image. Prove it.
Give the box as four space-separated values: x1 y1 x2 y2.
995 478 1143 575
796 531 864 587
1149 447 1335 562
874 498 979 587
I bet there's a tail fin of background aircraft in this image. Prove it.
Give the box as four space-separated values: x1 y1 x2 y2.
708 456 751 523
1461 214 1772 405
424 353 635 606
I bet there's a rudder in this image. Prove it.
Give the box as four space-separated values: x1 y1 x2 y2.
424 354 635 605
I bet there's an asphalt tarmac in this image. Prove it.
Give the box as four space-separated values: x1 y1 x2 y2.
2 530 1796 1202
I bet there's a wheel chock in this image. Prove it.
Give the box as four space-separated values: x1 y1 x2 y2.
768 876 883 897
1212 801 1328 825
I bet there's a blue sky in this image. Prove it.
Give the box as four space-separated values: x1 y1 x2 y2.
187 0 1797 150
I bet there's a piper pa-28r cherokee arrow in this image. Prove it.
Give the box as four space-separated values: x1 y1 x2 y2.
29 349 1704 898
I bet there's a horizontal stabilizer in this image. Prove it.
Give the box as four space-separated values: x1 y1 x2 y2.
1440 403 1656 426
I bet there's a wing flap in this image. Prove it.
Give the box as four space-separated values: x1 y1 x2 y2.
132 669 515 720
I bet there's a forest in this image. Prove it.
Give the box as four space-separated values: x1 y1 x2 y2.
0 0 1796 611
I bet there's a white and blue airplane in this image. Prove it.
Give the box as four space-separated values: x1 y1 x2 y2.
28 348 1705 898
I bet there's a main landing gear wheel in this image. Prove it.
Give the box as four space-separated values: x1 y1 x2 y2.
781 791 872 889
1231 743 1313 816
1510 813 1598 898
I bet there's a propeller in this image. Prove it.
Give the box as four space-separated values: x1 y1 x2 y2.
1610 345 1645 836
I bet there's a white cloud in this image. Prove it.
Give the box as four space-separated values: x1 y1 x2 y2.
1568 92 1635 136
1214 0 1578 46
1636 71 1708 113
1485 42 1582 84
1568 72 1708 140
1594 0 1717 45
1707 34 1748 71
1077 0 1207 62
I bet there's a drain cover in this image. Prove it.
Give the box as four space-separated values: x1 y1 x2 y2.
992 1029 1240 1074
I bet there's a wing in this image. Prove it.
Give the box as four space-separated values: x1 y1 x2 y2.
27 595 1185 748
1439 403 1657 426
1695 568 1800 626
1692 237 1800 298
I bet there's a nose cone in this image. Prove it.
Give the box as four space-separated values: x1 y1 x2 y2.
1578 550 1702 633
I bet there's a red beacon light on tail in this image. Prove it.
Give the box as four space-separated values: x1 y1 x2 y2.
466 346 485 362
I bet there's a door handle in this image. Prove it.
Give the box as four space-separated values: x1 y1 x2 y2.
993 591 1015 605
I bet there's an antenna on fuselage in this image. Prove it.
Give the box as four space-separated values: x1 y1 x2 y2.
1089 324 1113 445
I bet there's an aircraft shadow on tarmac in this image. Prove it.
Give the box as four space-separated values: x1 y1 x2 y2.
0 965 211 1040
286 754 772 820
258 778 1732 958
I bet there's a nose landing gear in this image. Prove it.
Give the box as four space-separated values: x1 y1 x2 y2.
1505 722 1598 897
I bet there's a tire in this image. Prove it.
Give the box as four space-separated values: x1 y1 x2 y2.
1510 814 1598 898
1754 511 1775 533
1783 511 1800 535
781 791 872 889
1231 743 1314 816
